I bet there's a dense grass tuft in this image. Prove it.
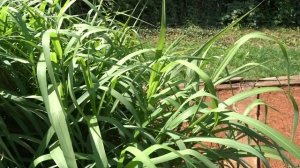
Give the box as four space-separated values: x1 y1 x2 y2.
0 0 299 167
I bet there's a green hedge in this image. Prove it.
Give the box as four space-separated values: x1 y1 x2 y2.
112 0 300 27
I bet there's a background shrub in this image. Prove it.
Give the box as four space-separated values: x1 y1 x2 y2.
110 0 300 27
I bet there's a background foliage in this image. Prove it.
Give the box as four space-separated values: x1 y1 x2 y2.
113 0 300 27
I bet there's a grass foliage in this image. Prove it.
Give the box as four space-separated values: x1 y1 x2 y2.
0 0 300 167
140 27 300 79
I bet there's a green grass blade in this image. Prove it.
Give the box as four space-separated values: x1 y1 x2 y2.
243 99 265 116
30 127 55 167
142 144 216 167
0 136 18 166
8 8 31 39
164 91 218 130
0 6 9 33
214 63 265 86
183 137 270 167
57 0 76 25
50 145 68 168
32 154 52 167
88 116 108 168
124 146 156 168
156 0 166 56
175 60 217 99
50 146 68 168
99 86 142 125
254 146 296 167
226 112 300 160
219 87 282 108
98 116 133 139
146 0 166 98
101 49 154 82
191 1 263 63
81 0 106 24
287 94 299 142
41 30 63 104
212 32 276 82
37 54 77 167
151 149 216 167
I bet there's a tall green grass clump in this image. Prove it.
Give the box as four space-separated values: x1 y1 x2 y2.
0 0 299 167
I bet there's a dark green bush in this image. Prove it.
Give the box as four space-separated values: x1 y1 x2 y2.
113 0 300 27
